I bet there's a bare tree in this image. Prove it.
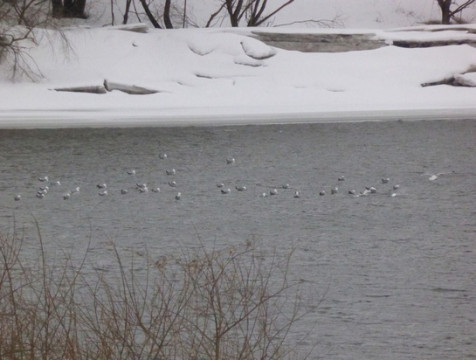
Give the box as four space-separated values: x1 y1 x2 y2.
436 0 475 24
0 0 52 80
208 0 295 27
121 0 296 29
124 0 179 28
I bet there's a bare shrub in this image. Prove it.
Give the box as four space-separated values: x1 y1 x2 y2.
176 245 302 359
0 229 85 359
0 230 311 359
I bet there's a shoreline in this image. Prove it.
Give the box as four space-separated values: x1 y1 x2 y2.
0 107 475 129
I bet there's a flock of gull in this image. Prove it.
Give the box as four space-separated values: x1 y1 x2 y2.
13 152 184 202
12 152 450 203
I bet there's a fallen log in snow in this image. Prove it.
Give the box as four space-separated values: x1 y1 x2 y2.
52 80 160 95
421 74 476 87
421 77 456 87
53 85 107 94
103 79 159 94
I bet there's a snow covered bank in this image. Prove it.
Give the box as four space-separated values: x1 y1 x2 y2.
1 25 475 128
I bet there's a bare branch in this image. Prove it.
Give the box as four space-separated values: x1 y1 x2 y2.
449 0 476 17
138 0 162 28
273 16 344 28
206 2 227 27
252 0 295 27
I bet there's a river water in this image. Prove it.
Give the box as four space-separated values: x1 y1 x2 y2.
1 119 475 359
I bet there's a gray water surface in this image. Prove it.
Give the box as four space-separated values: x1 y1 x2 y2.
1 119 475 359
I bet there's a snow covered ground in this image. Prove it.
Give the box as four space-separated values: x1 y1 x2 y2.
0 1 475 128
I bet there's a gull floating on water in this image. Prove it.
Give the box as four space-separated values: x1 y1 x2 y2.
127 169 136 175
427 171 454 181
14 194 21 201
159 153 167 159
360 188 371 196
319 190 326 196
381 178 390 184
175 192 181 200
98 190 108 196
235 185 247 191
338 176 345 182
393 184 400 190
216 182 225 188
270 188 278 196
166 169 176 176
226 157 235 165
294 191 300 198
331 187 338 195
221 188 231 194
63 192 71 200
38 176 49 182
168 180 177 187
282 184 290 189
151 187 161 193
97 183 107 189
136 183 147 191
121 189 128 194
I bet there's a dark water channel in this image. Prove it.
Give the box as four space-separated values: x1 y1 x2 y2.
1 119 475 359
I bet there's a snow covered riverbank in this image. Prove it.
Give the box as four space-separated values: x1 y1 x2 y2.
1 25 475 128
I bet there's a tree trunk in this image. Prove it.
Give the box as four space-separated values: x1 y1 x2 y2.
51 0 86 18
182 0 187 27
438 0 452 24
441 4 451 24
163 0 173 28
62 0 86 18
123 0 132 24
75 0 86 17
51 0 63 18
63 0 73 16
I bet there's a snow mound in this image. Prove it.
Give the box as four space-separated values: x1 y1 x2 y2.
186 32 244 57
455 73 476 87
233 55 265 67
240 39 277 60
